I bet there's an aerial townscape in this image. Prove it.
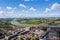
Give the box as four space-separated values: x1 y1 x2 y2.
0 18 60 40
0 0 60 40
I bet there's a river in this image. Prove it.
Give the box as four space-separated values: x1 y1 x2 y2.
11 19 39 27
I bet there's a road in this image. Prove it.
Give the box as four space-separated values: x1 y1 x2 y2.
8 30 29 40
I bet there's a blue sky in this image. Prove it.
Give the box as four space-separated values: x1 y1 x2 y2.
0 0 60 18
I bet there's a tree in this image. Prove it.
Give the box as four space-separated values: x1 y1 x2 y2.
20 38 24 40
35 38 39 40
26 37 31 40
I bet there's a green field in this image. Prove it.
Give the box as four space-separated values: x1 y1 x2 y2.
0 18 60 28
17 18 60 26
20 20 42 24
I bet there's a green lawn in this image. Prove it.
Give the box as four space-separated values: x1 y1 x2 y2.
20 20 42 24
0 23 25 28
17 19 60 26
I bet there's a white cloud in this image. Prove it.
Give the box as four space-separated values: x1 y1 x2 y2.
19 4 26 8
45 8 51 13
6 6 16 10
23 0 33 2
24 0 30 1
1 6 22 18
7 6 12 10
49 13 60 17
51 3 60 10
38 13 60 17
6 13 22 18
21 7 37 13
0 11 3 14
0 7 1 10
0 11 6 18
45 3 60 13
45 0 49 2
6 6 16 15
29 7 36 12
0 11 4 17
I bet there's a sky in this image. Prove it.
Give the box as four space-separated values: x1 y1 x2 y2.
0 0 60 18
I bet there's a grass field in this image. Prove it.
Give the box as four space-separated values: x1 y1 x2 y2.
17 18 60 26
20 20 42 25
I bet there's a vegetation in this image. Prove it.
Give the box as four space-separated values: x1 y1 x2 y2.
20 20 41 24
0 18 60 28
17 18 60 26
0 21 25 28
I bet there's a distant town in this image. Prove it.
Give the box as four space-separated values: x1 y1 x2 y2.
0 0 60 40
0 18 60 40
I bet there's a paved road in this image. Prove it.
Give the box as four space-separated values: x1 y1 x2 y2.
8 30 29 40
